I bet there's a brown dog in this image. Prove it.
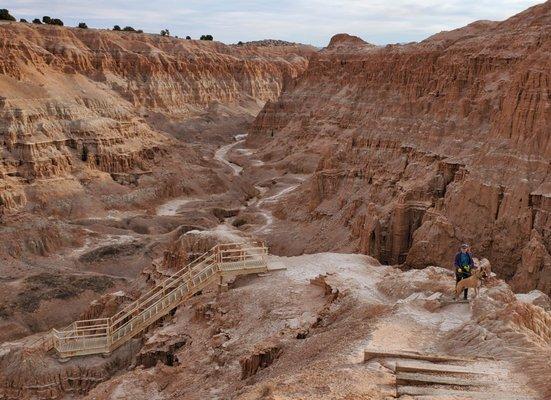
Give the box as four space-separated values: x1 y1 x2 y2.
454 268 487 300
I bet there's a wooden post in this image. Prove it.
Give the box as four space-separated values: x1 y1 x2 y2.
218 275 228 293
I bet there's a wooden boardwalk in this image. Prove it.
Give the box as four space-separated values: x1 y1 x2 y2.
50 242 268 358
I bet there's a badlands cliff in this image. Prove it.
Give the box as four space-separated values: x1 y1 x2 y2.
248 1 551 295
0 21 314 215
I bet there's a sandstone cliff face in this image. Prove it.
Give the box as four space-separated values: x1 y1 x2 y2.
248 2 551 294
0 22 314 214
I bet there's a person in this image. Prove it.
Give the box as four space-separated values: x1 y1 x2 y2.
454 243 475 300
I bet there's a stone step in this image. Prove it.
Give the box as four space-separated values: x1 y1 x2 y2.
396 371 487 387
364 349 471 363
395 360 487 375
397 385 534 400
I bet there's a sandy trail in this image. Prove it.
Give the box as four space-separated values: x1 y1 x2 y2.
68 229 136 259
253 177 306 233
211 133 293 234
156 197 198 216
258 184 300 206
214 137 246 175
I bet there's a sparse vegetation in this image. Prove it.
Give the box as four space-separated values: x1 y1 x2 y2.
16 273 115 313
41 16 63 26
160 29 170 36
113 25 121 31
78 22 88 29
232 217 247 228
123 26 136 32
238 41 243 45
32 18 41 24
20 18 28 23
0 9 16 21
186 35 191 40
137 29 143 33
200 34 213 41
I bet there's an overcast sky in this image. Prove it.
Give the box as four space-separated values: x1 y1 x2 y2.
4 0 544 46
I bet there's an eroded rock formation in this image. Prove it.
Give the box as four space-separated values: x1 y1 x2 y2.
248 2 551 294
0 22 314 216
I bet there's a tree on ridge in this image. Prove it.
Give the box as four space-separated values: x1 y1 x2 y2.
0 9 16 21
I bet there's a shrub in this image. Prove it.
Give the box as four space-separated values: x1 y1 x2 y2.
200 34 213 41
42 16 51 24
51 18 63 26
136 29 143 33
20 18 28 23
0 9 15 21
237 41 243 45
0 9 16 21
186 35 191 40
32 18 42 24
232 217 247 228
160 29 169 36
78 22 88 29
123 26 135 31
113 25 121 31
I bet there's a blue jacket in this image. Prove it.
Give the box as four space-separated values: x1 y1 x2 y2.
454 251 474 269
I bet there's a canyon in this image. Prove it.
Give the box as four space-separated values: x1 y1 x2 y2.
248 1 551 296
0 2 550 399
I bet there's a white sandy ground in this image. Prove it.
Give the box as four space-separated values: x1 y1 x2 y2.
214 138 246 175
80 252 541 400
258 184 300 206
253 177 306 233
105 210 143 220
186 223 245 243
271 254 538 399
24 138 541 399
67 229 136 258
156 197 199 216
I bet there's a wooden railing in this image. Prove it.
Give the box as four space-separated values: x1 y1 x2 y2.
51 241 267 358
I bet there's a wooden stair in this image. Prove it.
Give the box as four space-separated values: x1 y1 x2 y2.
51 241 268 358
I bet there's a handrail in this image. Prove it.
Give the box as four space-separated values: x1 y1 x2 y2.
109 257 219 339
109 250 216 325
51 241 268 357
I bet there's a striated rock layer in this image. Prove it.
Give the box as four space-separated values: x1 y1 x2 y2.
0 22 314 214
248 3 551 294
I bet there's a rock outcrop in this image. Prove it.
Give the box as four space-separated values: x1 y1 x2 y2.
248 2 551 294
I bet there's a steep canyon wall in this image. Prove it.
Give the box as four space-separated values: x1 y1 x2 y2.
0 22 314 214
249 2 551 294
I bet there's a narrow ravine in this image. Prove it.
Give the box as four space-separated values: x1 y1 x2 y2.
214 137 246 176
214 135 308 235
